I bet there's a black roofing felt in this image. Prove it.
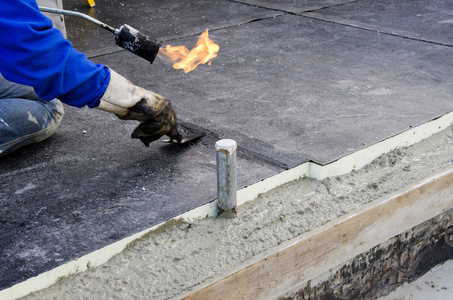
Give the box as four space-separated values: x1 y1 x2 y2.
1 0 453 291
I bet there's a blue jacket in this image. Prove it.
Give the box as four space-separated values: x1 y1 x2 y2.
0 0 110 108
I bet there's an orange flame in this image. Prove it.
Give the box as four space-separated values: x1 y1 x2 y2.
159 29 219 73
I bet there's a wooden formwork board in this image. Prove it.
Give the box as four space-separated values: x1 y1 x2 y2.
181 167 453 300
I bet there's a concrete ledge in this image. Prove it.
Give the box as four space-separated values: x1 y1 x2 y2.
179 166 453 299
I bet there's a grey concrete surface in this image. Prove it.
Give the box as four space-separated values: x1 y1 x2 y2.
1 0 453 292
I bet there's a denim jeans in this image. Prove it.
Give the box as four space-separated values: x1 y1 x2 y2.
0 74 64 156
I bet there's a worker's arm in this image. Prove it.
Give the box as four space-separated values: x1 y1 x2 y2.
0 0 178 143
0 0 109 108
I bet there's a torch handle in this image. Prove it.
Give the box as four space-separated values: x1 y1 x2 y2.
38 6 117 34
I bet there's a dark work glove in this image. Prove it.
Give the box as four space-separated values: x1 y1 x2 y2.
96 68 180 146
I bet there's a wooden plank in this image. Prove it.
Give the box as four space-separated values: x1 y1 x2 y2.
182 167 453 300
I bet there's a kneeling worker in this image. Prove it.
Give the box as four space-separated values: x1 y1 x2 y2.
0 0 178 157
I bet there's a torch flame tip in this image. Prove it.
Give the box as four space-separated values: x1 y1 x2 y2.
159 29 219 73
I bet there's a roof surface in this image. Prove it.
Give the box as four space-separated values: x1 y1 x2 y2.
1 0 453 290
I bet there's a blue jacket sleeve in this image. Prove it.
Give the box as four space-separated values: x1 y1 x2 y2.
0 0 109 108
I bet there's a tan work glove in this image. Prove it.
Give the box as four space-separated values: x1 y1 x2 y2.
97 69 180 146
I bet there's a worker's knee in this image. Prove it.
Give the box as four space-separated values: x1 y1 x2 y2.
0 98 64 156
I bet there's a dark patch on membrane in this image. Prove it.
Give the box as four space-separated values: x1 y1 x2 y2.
161 122 206 145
